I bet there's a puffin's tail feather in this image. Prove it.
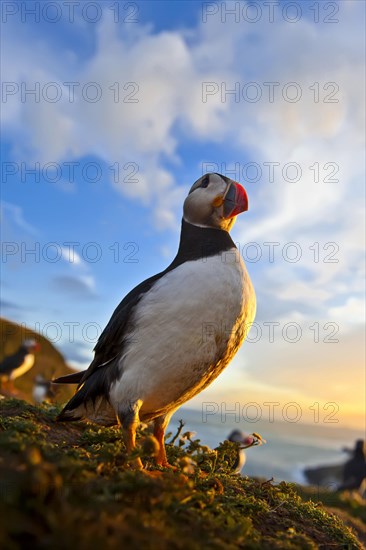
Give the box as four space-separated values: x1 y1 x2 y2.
53 371 85 385
56 408 82 422
56 360 120 423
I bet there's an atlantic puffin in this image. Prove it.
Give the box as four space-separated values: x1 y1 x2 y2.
228 430 255 474
54 173 256 468
338 440 366 492
0 339 40 393
33 374 56 404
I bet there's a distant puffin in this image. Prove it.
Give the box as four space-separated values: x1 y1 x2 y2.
0 339 40 393
54 173 256 468
338 440 366 492
33 374 56 404
228 430 255 474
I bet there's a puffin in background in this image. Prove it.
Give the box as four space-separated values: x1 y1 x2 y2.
0 339 40 394
54 173 256 468
33 374 56 404
228 430 256 474
338 440 366 494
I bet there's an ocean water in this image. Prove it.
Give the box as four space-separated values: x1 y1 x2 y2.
168 408 365 484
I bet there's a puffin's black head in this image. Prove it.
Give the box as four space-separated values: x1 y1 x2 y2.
228 430 254 445
183 173 248 231
21 339 41 353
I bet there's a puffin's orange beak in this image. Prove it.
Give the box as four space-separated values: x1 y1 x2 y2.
223 181 248 218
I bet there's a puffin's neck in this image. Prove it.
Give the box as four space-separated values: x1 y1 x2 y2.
169 219 236 268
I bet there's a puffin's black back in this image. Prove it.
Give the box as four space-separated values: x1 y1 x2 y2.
0 347 28 375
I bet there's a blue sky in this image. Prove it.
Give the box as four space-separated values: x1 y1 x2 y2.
1 1 365 428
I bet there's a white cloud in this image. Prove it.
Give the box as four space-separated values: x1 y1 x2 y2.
2 3 364 235
328 297 365 327
2 15 233 229
0 201 39 236
277 282 332 304
79 274 96 292
60 246 84 266
1 202 97 294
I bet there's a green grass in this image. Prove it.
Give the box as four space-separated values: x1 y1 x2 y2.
0 398 363 549
297 486 366 525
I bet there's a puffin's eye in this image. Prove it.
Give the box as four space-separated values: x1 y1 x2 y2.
200 176 210 189
188 174 212 194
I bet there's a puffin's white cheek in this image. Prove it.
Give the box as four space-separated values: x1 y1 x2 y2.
212 204 224 220
184 199 212 224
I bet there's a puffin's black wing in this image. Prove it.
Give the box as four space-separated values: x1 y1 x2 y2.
0 350 25 375
53 270 166 388
54 271 169 421
52 371 84 384
93 273 165 362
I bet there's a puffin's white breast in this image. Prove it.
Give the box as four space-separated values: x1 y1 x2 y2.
33 385 47 403
10 354 35 380
110 249 256 416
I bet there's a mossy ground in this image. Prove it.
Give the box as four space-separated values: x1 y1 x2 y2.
0 398 363 549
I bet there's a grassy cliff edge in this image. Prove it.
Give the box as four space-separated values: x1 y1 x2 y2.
0 398 363 549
